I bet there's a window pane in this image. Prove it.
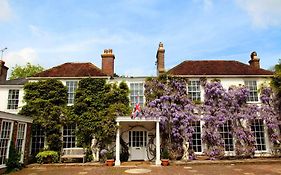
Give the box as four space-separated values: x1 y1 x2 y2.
66 81 78 105
31 125 45 156
7 89 19 109
219 120 234 151
188 81 201 101
191 121 202 152
0 121 13 165
251 119 266 151
63 124 76 148
130 83 144 107
245 80 258 102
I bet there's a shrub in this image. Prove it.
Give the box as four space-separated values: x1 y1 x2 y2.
161 148 169 159
6 141 22 172
36 151 59 164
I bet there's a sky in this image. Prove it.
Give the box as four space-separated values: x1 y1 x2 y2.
0 0 281 77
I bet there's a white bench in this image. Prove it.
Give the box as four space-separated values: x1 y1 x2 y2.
61 148 86 163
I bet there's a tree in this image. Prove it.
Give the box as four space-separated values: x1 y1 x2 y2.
10 62 44 80
72 78 130 149
19 79 68 152
144 75 198 159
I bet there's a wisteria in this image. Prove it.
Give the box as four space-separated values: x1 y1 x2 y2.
227 86 257 157
202 82 227 159
143 76 198 159
259 87 280 143
201 82 279 158
144 77 280 160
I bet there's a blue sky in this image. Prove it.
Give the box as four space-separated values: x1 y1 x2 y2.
0 0 281 76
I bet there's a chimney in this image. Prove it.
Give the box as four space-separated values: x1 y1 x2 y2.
0 60 8 83
101 49 115 77
249 51 260 69
156 42 165 76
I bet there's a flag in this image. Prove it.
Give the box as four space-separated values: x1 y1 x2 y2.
131 95 142 119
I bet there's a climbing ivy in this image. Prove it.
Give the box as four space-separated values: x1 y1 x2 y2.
72 78 130 149
19 79 68 153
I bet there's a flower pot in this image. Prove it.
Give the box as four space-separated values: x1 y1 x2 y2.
106 159 115 166
161 159 169 166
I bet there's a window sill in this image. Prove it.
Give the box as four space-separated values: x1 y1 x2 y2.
246 101 260 104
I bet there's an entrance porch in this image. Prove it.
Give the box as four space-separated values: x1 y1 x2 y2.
115 116 161 166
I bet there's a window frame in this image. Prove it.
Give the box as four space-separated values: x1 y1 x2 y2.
0 120 14 166
251 119 267 152
128 131 147 147
7 89 20 110
244 80 259 102
219 120 234 152
16 122 27 163
66 81 78 105
31 125 45 156
191 121 203 153
62 124 77 148
129 82 145 107
188 80 201 102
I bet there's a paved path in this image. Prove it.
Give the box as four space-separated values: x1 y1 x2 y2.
9 162 281 175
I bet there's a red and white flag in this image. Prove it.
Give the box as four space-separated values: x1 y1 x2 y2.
131 95 142 119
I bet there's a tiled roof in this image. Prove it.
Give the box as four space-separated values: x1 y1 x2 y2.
0 78 28 85
168 60 273 76
33 62 107 77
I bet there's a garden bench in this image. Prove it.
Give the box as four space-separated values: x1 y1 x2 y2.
61 148 86 163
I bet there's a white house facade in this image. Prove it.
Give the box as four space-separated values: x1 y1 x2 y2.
0 43 277 166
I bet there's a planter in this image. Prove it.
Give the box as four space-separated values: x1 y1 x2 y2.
161 159 169 166
106 159 115 166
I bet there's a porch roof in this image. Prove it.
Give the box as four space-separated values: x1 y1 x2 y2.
116 116 160 123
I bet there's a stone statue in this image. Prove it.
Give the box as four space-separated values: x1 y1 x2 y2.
182 138 189 161
91 136 100 162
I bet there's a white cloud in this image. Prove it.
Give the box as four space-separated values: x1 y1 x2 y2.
29 25 49 38
0 0 12 21
236 0 281 28
5 48 38 68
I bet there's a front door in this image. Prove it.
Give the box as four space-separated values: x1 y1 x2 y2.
129 131 147 160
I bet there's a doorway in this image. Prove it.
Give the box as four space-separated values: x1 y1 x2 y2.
129 131 147 160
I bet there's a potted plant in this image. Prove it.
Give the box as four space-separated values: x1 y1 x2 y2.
100 149 115 166
161 148 169 166
106 151 115 166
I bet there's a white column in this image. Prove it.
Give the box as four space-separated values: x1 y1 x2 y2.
115 122 121 166
155 121 161 166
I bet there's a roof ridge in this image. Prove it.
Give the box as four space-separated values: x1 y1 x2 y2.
184 60 238 62
169 59 273 75
32 62 107 77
